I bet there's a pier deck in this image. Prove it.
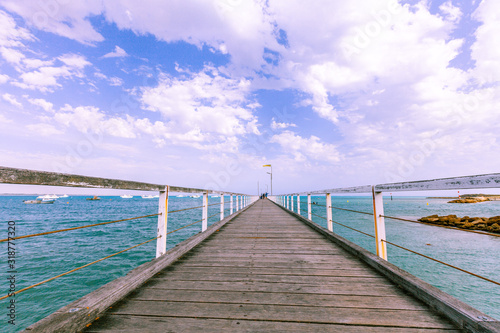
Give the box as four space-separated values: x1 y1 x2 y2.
85 199 459 332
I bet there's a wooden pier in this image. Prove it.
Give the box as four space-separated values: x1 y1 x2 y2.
79 198 462 332
26 198 500 332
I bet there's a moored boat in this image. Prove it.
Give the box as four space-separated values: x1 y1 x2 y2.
24 198 55 204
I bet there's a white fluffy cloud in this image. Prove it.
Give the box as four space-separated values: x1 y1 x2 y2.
27 97 54 112
1 1 499 189
0 46 25 65
141 66 260 137
0 1 104 45
94 72 124 86
26 123 63 136
1 1 277 70
54 105 137 138
267 0 464 124
13 54 91 92
471 0 500 83
271 118 296 130
0 74 9 84
0 9 34 48
2 93 22 108
102 45 128 58
271 130 341 163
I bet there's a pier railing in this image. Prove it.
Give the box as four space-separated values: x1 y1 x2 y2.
0 166 256 303
274 173 500 290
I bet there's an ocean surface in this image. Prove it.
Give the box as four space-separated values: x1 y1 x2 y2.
0 195 499 331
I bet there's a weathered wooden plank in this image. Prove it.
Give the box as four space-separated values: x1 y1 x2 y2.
151 272 387 284
176 257 366 265
175 260 370 269
269 199 500 332
160 265 377 276
188 248 346 255
106 300 457 329
39 198 492 332
180 252 353 259
24 203 256 332
143 280 405 296
86 315 461 333
128 288 430 310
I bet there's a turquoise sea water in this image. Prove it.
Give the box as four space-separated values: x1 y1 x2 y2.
299 196 500 321
0 195 499 331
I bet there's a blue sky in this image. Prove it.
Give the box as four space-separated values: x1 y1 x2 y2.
0 0 499 195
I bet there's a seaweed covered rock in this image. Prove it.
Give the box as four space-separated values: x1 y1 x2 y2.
448 197 490 203
418 215 500 234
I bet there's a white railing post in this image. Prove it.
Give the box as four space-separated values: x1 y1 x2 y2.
291 194 294 212
156 186 169 258
326 193 333 231
297 195 300 216
287 195 290 209
230 195 233 214
220 193 224 220
236 195 240 211
372 186 388 260
307 194 312 220
202 192 208 231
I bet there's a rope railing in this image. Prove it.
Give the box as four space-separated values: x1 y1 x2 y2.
331 220 375 239
299 200 500 238
310 211 327 220
0 213 160 243
382 239 500 286
168 205 204 214
380 214 500 238
285 195 500 288
167 212 221 234
301 208 374 238
0 206 234 302
0 166 257 331
0 236 159 301
0 198 237 244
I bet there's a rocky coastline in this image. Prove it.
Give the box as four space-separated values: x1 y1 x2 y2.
418 215 500 234
447 197 490 203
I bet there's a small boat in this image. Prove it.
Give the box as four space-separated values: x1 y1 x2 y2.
177 195 185 197
37 194 59 200
141 195 155 199
189 195 200 198
86 196 101 201
120 195 133 199
24 198 55 204
60 194 69 198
